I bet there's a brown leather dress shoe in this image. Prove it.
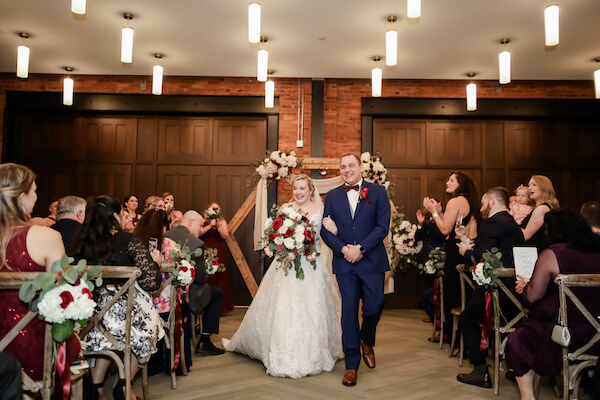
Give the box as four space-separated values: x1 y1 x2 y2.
361 343 376 369
342 369 357 386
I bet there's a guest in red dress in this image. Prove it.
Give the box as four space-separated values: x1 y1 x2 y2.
0 163 65 380
200 203 234 314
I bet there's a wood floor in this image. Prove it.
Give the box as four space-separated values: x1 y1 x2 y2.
132 308 594 400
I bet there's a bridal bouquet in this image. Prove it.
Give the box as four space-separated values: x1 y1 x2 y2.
471 248 504 287
19 255 102 342
203 204 222 222
255 149 301 183
260 204 319 280
418 247 446 275
168 244 203 287
389 213 423 275
361 152 391 192
205 247 226 275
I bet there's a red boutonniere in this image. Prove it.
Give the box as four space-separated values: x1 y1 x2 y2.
358 187 369 203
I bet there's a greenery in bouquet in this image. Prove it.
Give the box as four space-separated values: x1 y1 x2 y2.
360 151 391 196
260 204 319 280
18 255 102 343
205 247 226 275
168 243 203 287
254 149 302 184
389 213 423 276
203 204 222 222
418 247 446 275
470 247 504 287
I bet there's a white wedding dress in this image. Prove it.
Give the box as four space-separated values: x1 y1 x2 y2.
222 211 343 378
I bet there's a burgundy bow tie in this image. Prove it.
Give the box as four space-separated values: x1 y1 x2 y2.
344 184 360 193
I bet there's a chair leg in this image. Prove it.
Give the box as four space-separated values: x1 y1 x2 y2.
459 333 464 367
493 329 500 396
142 364 149 400
439 314 444 349
448 316 457 358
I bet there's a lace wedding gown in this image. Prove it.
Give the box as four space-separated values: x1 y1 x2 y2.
223 211 343 378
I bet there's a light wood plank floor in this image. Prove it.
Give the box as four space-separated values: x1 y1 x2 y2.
132 308 594 399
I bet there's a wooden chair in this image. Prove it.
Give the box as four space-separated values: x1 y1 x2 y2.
431 263 445 349
449 264 474 365
0 271 85 400
554 274 600 400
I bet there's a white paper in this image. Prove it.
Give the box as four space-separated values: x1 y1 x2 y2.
513 247 538 280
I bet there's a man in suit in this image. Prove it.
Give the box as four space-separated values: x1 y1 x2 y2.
52 195 86 252
166 210 225 356
320 153 391 386
456 187 525 388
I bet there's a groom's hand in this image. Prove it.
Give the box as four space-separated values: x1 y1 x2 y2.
342 244 363 263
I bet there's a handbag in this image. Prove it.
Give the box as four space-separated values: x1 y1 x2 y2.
551 312 571 347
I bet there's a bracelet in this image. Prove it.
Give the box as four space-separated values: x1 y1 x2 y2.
432 213 439 218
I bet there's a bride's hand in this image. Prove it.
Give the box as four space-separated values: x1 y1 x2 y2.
322 216 338 235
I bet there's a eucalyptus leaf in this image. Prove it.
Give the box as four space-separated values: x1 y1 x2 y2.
18 282 37 303
194 248 203 257
88 264 102 278
31 298 40 312
51 320 74 343
64 268 78 284
60 254 71 269
40 274 57 292
76 258 86 272
51 259 63 273
95 277 103 287
81 272 88 282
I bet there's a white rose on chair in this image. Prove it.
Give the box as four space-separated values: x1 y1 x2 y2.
38 282 96 324
176 259 195 285
472 262 492 286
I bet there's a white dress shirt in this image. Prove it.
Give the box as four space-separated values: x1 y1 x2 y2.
346 178 363 218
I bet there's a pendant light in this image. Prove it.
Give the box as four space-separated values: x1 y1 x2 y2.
257 37 268 82
466 73 477 112
71 0 86 15
372 56 382 97
265 70 275 108
594 58 600 100
544 4 559 46
121 13 134 63
248 3 261 43
16 32 30 79
385 16 397 67
152 54 163 95
63 67 74 106
498 38 511 85
407 0 421 19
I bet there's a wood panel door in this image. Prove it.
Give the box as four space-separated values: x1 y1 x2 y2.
427 122 482 168
212 119 267 165
373 120 427 166
157 118 211 163
79 164 132 202
20 113 76 164
156 165 211 214
80 117 137 163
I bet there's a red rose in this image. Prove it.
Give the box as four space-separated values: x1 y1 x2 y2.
269 232 278 240
180 266 188 273
304 247 312 255
59 291 74 309
82 287 92 299
212 260 219 265
304 230 314 241
285 228 294 237
272 218 283 229
191 269 196 278
360 187 369 199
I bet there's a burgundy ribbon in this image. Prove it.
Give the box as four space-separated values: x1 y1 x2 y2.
54 333 81 400
480 290 494 351
171 287 183 373
433 277 441 329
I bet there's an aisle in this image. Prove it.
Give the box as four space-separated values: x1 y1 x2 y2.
134 308 591 399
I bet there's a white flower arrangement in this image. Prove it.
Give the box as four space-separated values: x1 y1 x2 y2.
360 151 391 191
168 243 203 288
255 150 302 183
37 281 96 324
176 259 195 286
470 247 503 287
204 247 225 275
418 247 446 275
389 213 423 275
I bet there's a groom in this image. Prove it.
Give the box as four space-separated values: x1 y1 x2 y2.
321 153 391 386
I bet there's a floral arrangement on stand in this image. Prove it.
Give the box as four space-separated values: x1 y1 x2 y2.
205 247 226 275
389 213 423 276
418 247 446 275
470 248 503 287
203 204 222 222
19 255 102 343
168 244 203 287
260 204 319 280
254 150 302 184
360 151 391 194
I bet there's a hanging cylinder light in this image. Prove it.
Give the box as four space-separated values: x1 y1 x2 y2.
407 0 421 19
544 4 559 46
152 54 163 95
121 13 134 63
594 58 600 100
372 56 382 97
248 2 261 43
71 0 86 15
466 73 477 112
16 32 30 79
63 67 74 106
498 38 511 85
386 16 397 67
265 71 275 108
257 37 268 82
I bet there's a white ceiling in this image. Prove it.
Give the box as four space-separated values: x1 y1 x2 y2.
1 0 599 81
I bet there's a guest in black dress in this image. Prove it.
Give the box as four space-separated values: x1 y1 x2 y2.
519 175 558 252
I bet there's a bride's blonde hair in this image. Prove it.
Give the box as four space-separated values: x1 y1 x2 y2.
289 174 315 202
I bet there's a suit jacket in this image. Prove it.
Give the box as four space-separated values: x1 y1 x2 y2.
320 181 391 275
165 225 210 313
464 210 525 268
52 218 82 254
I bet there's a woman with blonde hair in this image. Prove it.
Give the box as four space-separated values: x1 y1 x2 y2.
520 175 559 251
0 163 65 380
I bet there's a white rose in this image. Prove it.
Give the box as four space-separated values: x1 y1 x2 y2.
264 217 273 230
283 218 294 228
361 152 371 162
373 161 385 172
286 155 297 167
38 287 68 323
278 166 289 178
288 210 301 221
384 181 390 189
294 232 305 244
408 230 415 239
270 151 279 159
274 236 284 245
283 237 296 250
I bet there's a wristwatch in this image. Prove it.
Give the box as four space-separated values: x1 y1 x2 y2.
358 244 365 254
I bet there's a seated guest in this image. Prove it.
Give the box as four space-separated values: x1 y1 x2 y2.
123 195 141 228
166 210 225 356
52 195 86 251
169 210 183 229
30 198 59 227
508 208 600 400
456 187 525 388
580 201 600 233
162 192 175 215
144 195 166 213
71 196 163 400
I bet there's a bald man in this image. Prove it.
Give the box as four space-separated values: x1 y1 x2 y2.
166 210 224 356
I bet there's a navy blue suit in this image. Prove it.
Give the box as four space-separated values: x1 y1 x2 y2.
320 181 390 370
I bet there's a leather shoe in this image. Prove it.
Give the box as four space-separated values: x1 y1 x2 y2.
457 368 492 388
195 340 225 356
361 342 375 369
342 369 357 386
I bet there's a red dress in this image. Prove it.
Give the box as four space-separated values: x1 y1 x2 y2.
0 226 47 380
203 228 235 314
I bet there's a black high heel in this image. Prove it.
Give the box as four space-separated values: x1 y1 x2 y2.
113 380 142 400
91 382 104 400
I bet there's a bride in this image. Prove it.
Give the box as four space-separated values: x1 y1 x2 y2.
222 174 343 378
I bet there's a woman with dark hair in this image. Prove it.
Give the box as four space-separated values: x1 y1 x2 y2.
508 208 600 400
423 171 480 341
123 195 141 229
520 175 559 251
72 196 163 400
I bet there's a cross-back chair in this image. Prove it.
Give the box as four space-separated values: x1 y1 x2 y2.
431 263 445 349
449 264 475 364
